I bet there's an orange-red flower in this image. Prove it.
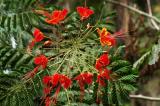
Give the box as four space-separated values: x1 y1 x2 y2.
97 69 111 86
95 53 110 72
77 6 94 20
97 28 116 46
74 72 93 91
34 55 48 69
45 9 68 24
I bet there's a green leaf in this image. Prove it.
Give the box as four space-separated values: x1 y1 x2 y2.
148 39 160 65
133 51 150 69
119 75 137 81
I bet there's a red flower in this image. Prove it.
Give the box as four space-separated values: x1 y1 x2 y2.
43 87 51 95
51 73 61 87
97 28 116 46
77 6 94 20
74 72 93 100
24 55 48 79
95 61 102 72
51 73 72 89
97 69 111 86
29 28 44 49
42 73 72 104
95 53 110 72
52 86 61 104
52 73 72 90
60 75 72 89
42 74 72 104
33 28 44 42
74 72 93 91
43 76 52 85
34 55 48 69
45 97 51 106
44 73 72 90
45 9 68 24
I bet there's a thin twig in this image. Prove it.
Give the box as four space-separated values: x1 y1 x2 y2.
105 0 160 25
146 0 160 30
130 94 160 101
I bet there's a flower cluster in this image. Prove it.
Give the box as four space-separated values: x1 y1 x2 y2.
94 27 118 103
74 72 93 100
95 53 111 86
26 3 120 106
25 28 50 79
74 72 93 91
40 6 94 25
43 73 72 105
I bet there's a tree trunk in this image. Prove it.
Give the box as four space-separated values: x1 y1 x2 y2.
115 0 129 32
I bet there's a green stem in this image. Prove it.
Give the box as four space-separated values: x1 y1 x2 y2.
65 89 71 106
55 50 71 73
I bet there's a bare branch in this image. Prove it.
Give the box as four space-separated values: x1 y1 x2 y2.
105 0 160 25
130 94 160 101
146 0 160 30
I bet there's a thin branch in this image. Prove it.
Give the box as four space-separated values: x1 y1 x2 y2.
130 94 160 101
146 0 160 30
105 0 160 25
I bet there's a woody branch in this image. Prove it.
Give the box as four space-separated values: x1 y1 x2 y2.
130 94 160 101
105 0 160 26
